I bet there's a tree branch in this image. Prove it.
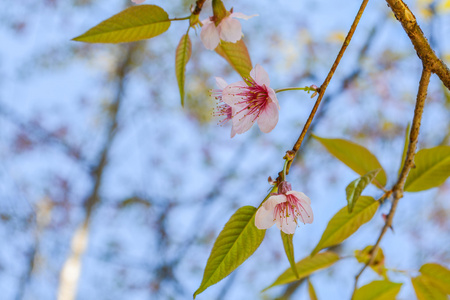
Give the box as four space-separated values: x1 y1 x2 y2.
385 0 450 90
285 0 370 175
351 66 431 298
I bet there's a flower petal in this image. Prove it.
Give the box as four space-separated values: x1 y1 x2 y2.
222 81 247 106
254 195 286 230
218 17 242 43
131 0 146 3
257 102 279 133
287 191 311 204
232 109 255 134
230 127 236 138
250 64 270 86
276 215 297 234
215 77 228 89
255 206 275 230
230 12 258 20
288 191 314 224
263 194 287 209
297 202 314 224
200 21 220 50
267 87 280 109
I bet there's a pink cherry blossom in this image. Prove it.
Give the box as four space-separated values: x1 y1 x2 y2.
221 64 279 136
211 77 236 138
255 181 313 234
200 12 257 50
131 0 145 4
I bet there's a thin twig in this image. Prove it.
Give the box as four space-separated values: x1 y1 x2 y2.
351 66 431 298
285 0 370 175
192 0 206 15
385 0 450 90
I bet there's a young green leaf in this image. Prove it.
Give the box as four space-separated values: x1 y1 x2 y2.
354 245 387 278
412 276 448 300
193 206 265 298
419 263 450 294
175 33 192 106
215 40 252 79
398 123 410 176
73 5 171 43
404 146 450 192
312 135 387 188
262 251 339 291
281 232 299 279
353 280 402 300
308 278 318 300
311 196 379 255
346 169 380 213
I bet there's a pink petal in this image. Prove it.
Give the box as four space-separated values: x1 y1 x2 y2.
287 191 311 204
275 215 297 234
131 0 146 3
232 109 255 134
230 12 258 20
215 77 228 89
222 81 247 106
255 206 275 230
257 102 279 133
230 127 236 138
287 191 314 224
250 64 271 86
254 195 286 230
200 21 220 50
267 87 280 109
218 17 242 43
264 194 287 208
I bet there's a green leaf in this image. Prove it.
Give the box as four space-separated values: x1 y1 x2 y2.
175 33 192 106
194 206 265 298
262 251 339 291
419 263 450 294
346 169 380 213
308 278 318 300
311 196 379 255
215 40 252 79
412 276 448 300
73 5 171 43
312 135 387 188
281 232 299 279
404 146 450 192
398 123 410 176
354 246 387 278
354 280 402 300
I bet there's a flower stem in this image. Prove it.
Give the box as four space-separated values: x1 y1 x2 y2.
274 87 317 94
281 160 289 181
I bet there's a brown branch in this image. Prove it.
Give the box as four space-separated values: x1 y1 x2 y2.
284 0 370 175
351 66 431 298
192 0 206 15
385 0 450 90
